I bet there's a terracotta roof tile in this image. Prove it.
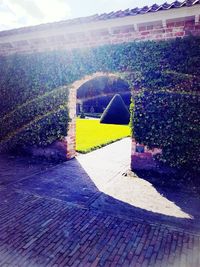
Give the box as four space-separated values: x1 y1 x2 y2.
151 4 162 11
162 2 173 9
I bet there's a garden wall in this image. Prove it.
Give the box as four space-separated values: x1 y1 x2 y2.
0 3 200 170
0 37 199 171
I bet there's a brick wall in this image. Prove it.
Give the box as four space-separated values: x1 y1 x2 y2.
0 12 199 56
66 88 77 160
0 20 200 56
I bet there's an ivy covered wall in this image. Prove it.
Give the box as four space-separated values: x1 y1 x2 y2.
133 92 200 171
0 36 199 169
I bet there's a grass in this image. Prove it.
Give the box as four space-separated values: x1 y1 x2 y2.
76 118 131 153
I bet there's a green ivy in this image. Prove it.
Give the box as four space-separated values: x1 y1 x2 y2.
133 92 200 171
1 105 69 151
0 36 199 171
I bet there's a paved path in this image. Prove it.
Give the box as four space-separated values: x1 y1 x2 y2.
0 138 200 267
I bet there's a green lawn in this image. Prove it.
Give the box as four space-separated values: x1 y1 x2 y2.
76 118 131 153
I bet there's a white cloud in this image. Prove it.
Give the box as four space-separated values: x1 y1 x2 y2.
0 0 71 30
34 0 71 22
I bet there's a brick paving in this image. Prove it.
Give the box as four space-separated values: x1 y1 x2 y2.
0 138 200 267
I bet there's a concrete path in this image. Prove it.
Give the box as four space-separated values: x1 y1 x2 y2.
77 138 131 191
0 138 200 267
77 138 200 225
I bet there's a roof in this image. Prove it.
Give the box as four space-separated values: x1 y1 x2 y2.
76 0 200 21
0 0 199 36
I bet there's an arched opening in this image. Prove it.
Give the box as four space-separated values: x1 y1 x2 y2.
66 72 132 159
76 74 131 154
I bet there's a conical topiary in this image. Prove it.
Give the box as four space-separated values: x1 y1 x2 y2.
100 94 130 125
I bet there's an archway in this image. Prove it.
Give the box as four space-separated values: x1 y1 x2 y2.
66 72 133 159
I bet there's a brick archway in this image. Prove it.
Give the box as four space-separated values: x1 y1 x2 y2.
66 72 132 159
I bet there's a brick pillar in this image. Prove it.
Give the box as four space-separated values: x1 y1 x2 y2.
66 88 76 159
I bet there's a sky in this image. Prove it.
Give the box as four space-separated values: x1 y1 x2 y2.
0 0 175 31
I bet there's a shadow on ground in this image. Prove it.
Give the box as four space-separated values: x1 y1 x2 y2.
0 151 200 267
1 154 199 232
0 154 56 185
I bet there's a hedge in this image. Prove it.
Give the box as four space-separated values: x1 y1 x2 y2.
0 86 69 140
81 92 131 113
0 36 199 170
100 94 130 125
0 105 68 152
133 92 200 171
77 76 130 99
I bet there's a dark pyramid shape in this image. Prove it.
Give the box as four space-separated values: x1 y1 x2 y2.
100 94 130 125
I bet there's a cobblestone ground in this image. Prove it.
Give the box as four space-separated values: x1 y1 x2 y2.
0 139 200 267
